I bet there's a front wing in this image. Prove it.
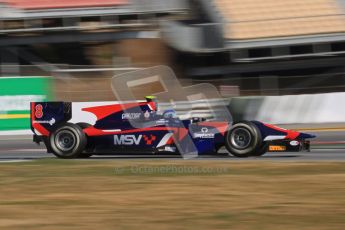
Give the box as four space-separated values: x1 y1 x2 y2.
266 140 311 152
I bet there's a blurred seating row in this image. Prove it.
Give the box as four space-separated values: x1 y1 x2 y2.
213 0 345 39
0 0 127 10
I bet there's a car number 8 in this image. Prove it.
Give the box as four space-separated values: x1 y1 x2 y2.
35 104 43 118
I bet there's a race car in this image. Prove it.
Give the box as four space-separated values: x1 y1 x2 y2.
30 96 315 158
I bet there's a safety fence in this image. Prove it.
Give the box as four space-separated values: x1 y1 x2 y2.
229 92 345 124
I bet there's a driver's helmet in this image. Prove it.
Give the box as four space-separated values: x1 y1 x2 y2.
145 95 158 111
163 109 177 119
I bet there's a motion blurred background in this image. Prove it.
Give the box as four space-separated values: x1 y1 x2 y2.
2 0 345 132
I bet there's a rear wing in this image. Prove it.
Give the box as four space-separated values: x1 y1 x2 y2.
30 102 72 137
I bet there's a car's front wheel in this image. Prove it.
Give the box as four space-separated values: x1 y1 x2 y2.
225 121 262 158
49 123 87 159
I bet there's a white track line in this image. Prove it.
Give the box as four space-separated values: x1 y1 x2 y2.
6 149 47 152
0 160 33 163
0 130 31 136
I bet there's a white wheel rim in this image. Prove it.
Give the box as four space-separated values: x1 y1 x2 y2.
55 130 76 152
230 128 252 149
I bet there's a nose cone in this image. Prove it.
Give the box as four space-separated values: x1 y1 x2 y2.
298 132 316 139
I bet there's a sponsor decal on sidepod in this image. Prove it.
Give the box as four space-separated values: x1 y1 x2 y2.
114 134 157 145
114 135 142 145
121 113 141 120
193 127 215 139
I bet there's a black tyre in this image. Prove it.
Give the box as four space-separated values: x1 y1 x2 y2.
49 123 87 159
76 122 93 158
225 121 262 158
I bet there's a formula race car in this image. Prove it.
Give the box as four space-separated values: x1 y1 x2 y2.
30 97 315 158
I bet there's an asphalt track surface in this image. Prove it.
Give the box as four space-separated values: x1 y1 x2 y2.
1 130 345 162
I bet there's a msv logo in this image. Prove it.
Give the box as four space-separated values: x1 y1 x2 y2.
143 134 156 145
114 135 142 145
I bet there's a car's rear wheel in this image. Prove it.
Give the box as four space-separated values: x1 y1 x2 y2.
225 121 262 158
50 123 87 159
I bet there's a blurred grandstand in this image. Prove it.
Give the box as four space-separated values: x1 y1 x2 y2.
163 0 345 95
1 0 345 99
0 0 188 101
